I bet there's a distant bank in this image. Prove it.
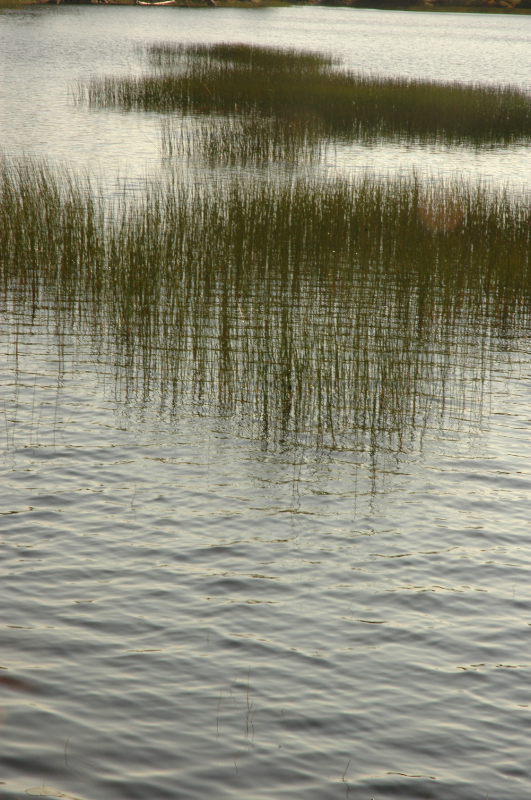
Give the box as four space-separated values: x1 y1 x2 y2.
16 0 531 12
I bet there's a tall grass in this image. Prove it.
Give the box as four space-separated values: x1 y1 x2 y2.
160 113 326 165
2 156 530 449
142 42 339 72
77 42 531 146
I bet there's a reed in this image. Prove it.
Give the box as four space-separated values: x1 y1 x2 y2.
78 42 531 146
142 42 339 72
2 157 530 449
160 113 325 165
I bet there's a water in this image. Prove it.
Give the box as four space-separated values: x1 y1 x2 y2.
1 8 531 800
2 7 531 187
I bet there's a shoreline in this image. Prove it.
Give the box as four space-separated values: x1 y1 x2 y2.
19 0 531 12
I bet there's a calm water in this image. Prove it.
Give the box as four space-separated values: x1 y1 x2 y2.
2 6 531 187
1 7 531 800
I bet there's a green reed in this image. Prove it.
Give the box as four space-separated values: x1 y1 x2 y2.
2 157 530 449
142 42 339 72
78 42 531 146
160 113 325 165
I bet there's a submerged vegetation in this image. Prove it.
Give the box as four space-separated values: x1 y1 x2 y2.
2 157 531 450
78 42 531 146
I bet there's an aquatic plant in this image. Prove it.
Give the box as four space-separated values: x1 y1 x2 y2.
143 42 339 72
2 157 530 449
160 113 325 165
78 42 531 146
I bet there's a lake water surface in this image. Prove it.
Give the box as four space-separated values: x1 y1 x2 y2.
1 7 531 800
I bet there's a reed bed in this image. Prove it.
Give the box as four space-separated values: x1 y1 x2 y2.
78 42 531 146
160 114 326 165
2 157 530 449
143 42 339 72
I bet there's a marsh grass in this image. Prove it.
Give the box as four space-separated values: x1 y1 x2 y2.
160 114 326 165
143 42 339 72
3 157 531 450
78 42 531 147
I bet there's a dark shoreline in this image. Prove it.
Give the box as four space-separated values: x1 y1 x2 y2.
21 0 531 12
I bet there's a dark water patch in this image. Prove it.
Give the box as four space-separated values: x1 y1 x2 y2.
0 674 33 693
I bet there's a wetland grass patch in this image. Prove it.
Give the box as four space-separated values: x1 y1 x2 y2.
78 42 531 147
142 42 339 72
2 157 531 449
159 113 325 165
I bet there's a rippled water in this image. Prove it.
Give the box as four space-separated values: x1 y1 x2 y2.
2 7 531 800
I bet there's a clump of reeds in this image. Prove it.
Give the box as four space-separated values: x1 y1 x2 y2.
142 42 339 73
2 156 530 449
160 113 325 165
77 42 531 146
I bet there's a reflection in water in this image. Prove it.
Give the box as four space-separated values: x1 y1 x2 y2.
0 675 32 693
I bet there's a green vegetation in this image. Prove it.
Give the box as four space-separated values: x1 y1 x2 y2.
349 0 531 12
144 42 338 71
160 113 325 165
7 45 531 450
2 157 530 449
15 0 531 9
77 42 531 146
